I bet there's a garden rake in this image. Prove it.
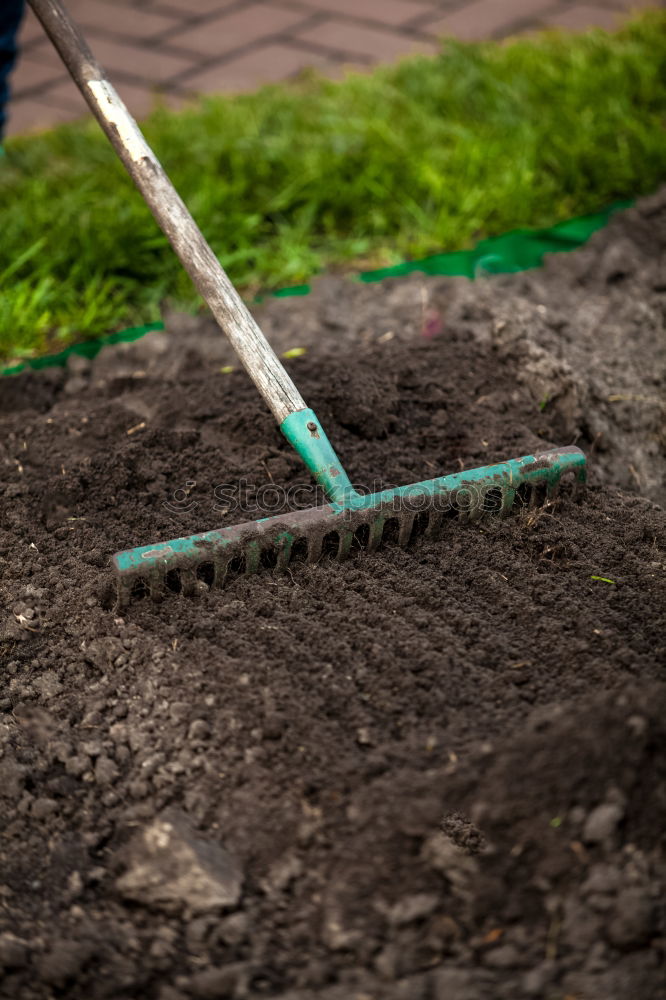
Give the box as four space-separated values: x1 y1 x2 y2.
30 0 587 607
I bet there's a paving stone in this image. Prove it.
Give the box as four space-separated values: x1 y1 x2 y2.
62 0 183 39
295 18 438 60
541 4 624 30
422 0 555 40
182 41 332 92
33 78 88 113
28 34 196 84
6 99 80 136
6 0 662 138
172 2 311 59
16 6 46 48
603 0 663 8
297 0 437 28
153 0 246 14
10 56 66 99
43 77 176 121
13 39 67 72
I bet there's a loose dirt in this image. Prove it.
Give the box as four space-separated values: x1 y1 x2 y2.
0 193 664 1000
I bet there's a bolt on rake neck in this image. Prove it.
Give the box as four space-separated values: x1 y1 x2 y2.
280 408 359 506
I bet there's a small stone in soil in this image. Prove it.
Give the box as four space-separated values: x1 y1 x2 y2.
187 964 248 1000
583 802 625 843
0 933 30 970
187 718 210 741
115 809 243 914
607 888 654 948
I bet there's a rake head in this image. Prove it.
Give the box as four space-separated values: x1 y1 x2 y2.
112 446 585 606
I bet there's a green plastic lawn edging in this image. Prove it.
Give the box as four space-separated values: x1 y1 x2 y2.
1 199 629 378
356 199 631 283
0 321 166 377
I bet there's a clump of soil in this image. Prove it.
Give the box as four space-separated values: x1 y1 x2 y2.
0 194 664 1000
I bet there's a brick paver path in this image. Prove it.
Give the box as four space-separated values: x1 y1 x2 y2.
8 0 662 136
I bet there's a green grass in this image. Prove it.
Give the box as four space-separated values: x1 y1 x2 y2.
1 11 665 360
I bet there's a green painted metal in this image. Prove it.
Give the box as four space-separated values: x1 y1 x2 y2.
112 439 586 597
280 408 356 505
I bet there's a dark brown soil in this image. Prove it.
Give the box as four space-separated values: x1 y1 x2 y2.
0 194 665 1000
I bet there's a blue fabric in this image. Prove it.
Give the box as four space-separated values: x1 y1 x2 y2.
0 0 25 138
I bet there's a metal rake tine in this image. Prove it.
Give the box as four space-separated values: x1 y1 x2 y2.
149 570 164 602
276 536 294 571
112 447 587 605
398 512 415 546
367 517 385 552
243 541 260 574
307 534 323 564
337 528 354 561
426 510 444 539
501 486 517 515
178 568 197 597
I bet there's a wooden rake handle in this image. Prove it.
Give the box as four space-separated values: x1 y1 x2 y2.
27 0 308 425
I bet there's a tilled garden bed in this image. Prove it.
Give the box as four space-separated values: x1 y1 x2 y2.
0 193 664 1000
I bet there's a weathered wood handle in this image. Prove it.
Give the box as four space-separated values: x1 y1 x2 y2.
27 0 307 425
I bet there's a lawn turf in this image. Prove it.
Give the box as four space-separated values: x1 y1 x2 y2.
1 11 665 360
